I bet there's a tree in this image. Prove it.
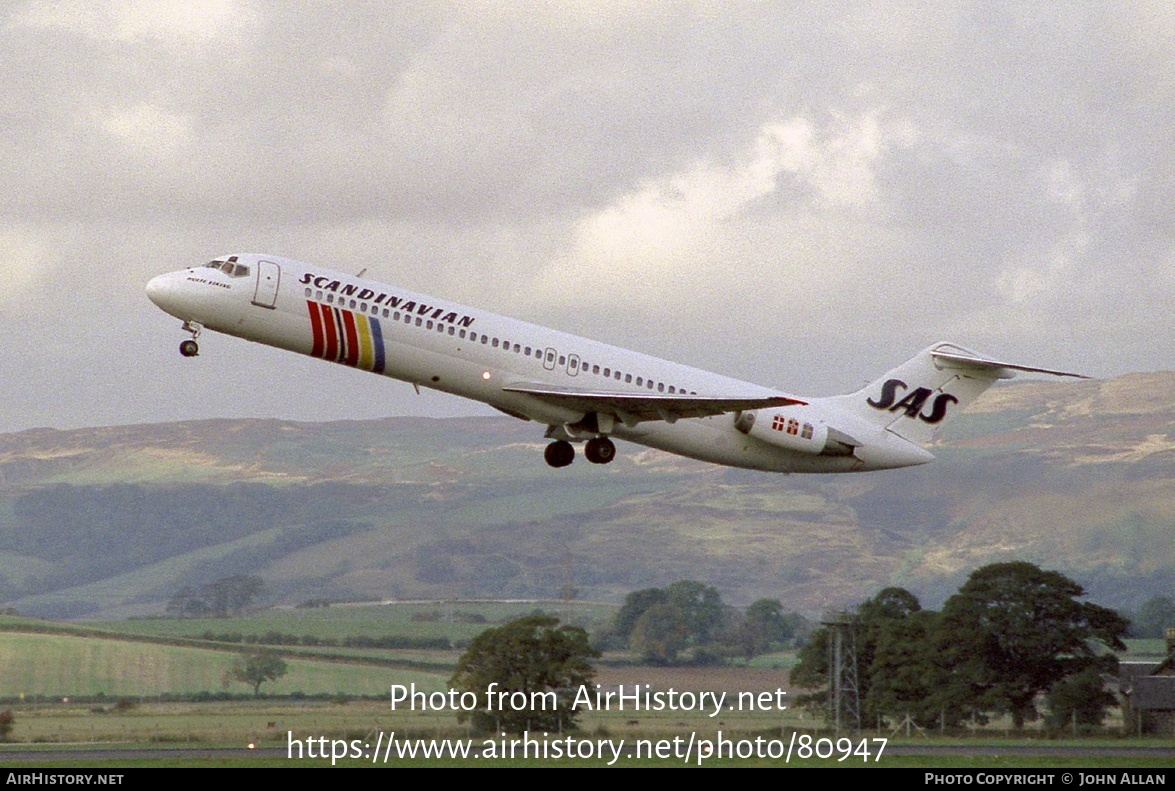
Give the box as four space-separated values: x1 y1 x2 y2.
866 609 972 729
610 588 667 644
165 586 211 618
166 575 266 618
230 650 288 696
203 575 266 617
1045 667 1117 731
630 603 688 664
451 615 598 734
730 599 803 663
940 562 1128 730
789 587 926 722
0 710 12 742
1130 595 1175 639
664 580 726 646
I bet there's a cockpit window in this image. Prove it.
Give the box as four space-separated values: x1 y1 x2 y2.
204 260 249 277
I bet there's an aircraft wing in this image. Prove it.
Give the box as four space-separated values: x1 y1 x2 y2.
503 382 805 427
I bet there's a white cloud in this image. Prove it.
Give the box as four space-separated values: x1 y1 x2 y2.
88 104 192 158
11 0 259 46
532 111 912 307
0 226 53 310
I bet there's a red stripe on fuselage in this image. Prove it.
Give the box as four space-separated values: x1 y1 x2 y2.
323 305 339 362
342 310 360 367
307 301 324 358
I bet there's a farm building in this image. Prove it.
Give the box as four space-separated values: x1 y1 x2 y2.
1120 628 1175 736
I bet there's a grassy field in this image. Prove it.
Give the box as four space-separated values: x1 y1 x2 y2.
0 604 1169 770
87 600 616 644
0 630 449 699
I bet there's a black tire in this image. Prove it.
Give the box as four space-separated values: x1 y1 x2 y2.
179 339 199 357
585 437 616 464
543 440 575 468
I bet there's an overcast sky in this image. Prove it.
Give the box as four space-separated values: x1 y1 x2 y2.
0 1 1170 434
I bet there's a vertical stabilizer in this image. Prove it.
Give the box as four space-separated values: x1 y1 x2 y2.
828 342 1086 446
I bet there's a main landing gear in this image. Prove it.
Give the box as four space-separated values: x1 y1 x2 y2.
543 437 616 468
178 321 202 357
544 440 575 468
584 436 616 464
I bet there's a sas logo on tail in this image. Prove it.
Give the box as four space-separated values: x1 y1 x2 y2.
867 379 957 424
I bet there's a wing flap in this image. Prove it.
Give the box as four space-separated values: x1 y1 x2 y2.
503 382 805 425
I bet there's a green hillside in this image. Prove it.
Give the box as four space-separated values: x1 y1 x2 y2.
0 372 1170 618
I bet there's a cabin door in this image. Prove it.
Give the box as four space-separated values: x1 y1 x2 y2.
252 260 281 309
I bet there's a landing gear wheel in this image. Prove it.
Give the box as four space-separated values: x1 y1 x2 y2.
544 440 575 468
584 436 616 464
179 339 199 357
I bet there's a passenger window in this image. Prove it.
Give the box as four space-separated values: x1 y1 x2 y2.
657 383 664 392
604 368 611 377
625 374 632 383
513 343 520 353
636 377 643 386
559 356 566 365
383 309 389 318
316 290 323 300
415 317 422 326
648 380 654 389
448 326 455 335
525 346 531 355
592 365 600 375
350 300 356 309
360 303 368 312
460 330 466 339
327 294 335 303
481 336 488 344
427 320 434 330
304 287 312 297
493 338 499 348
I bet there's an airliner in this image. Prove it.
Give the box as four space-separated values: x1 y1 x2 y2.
146 254 1085 473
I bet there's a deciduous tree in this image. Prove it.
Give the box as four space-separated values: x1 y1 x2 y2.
940 561 1128 730
230 650 288 697
451 615 598 734
630 603 688 664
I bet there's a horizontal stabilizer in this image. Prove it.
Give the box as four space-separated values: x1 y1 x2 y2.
931 349 1089 380
504 382 804 426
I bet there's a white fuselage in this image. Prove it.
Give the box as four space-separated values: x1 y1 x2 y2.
147 254 936 473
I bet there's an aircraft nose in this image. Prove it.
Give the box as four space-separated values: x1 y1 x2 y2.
145 273 175 309
145 274 165 305
146 271 195 319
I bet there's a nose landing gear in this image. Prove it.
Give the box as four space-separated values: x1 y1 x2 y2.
178 321 203 358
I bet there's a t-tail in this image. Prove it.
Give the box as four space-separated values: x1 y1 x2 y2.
828 342 1088 447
